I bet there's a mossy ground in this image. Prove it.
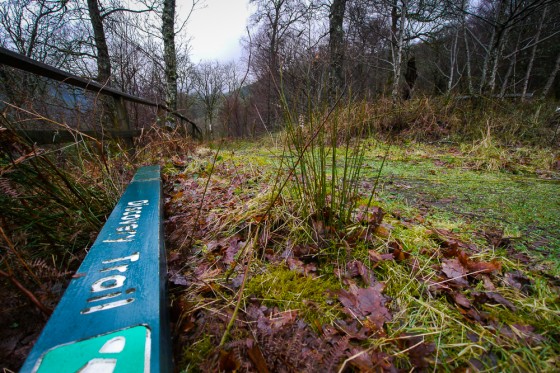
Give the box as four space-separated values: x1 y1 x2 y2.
165 136 560 372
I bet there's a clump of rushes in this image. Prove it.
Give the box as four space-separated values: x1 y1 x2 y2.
280 97 376 232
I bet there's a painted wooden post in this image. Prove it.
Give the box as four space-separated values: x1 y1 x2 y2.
20 165 171 373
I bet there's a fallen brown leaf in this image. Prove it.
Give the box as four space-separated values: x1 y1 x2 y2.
218 349 241 372
472 291 516 311
450 291 472 309
389 240 410 261
505 271 533 295
400 334 436 369
346 260 377 286
368 250 394 267
247 339 270 373
467 259 501 274
347 347 396 372
338 283 392 332
441 259 469 286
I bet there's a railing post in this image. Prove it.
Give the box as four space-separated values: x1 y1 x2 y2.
20 165 171 373
114 96 130 131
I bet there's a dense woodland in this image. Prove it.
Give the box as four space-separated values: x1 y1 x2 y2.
1 0 560 138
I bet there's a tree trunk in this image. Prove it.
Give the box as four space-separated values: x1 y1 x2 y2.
447 28 459 93
162 0 177 111
391 0 407 102
267 2 281 127
480 0 506 94
521 5 547 102
328 0 347 99
463 24 473 94
87 0 129 132
541 51 560 99
488 28 508 94
87 0 111 84
403 56 417 99
500 31 522 98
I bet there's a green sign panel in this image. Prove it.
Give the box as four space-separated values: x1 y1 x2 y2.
37 326 150 373
20 166 171 372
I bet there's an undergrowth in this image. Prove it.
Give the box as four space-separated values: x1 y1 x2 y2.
166 101 559 371
2 96 559 372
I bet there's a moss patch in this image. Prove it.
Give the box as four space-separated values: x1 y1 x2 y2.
245 264 342 325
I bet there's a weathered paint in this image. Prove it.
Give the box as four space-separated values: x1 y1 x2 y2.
20 166 171 373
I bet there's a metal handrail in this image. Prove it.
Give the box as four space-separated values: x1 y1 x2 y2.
0 46 201 139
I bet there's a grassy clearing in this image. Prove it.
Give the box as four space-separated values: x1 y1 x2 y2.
166 132 560 372
2 98 559 371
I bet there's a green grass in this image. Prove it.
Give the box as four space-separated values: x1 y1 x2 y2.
372 155 560 259
166 135 560 371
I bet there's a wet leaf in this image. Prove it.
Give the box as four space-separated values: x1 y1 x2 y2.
171 190 184 202
368 250 394 266
169 270 188 286
450 291 472 309
168 251 181 264
247 339 270 373
224 237 244 264
467 259 501 275
231 273 245 288
483 229 512 249
400 334 436 369
441 259 469 286
218 349 241 372
472 291 516 311
457 306 490 324
338 283 392 332
334 320 370 341
287 258 318 276
389 240 410 261
505 271 533 295
346 260 377 286
374 223 393 238
358 206 385 228
442 246 501 276
292 244 318 258
432 228 478 252
480 275 496 291
495 323 546 346
347 347 396 372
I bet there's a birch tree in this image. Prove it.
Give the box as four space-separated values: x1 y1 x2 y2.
328 0 347 98
162 0 177 110
521 4 547 101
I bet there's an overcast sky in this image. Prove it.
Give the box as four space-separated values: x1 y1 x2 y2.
182 0 252 63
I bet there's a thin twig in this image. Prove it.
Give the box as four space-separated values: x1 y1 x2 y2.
0 269 52 317
180 142 223 252
0 225 42 287
219 225 258 348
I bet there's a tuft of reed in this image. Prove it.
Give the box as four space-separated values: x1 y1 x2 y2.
277 94 380 233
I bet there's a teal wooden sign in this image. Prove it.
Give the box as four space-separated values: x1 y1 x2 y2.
21 166 171 373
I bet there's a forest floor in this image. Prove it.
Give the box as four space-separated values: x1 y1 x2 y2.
164 138 560 372
2 136 559 372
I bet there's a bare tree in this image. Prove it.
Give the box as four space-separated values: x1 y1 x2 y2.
541 51 560 99
0 0 72 64
193 61 226 138
521 4 547 101
161 0 177 110
87 0 112 83
329 0 347 98
249 0 309 125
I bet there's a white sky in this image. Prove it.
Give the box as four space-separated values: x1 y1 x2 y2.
181 0 252 63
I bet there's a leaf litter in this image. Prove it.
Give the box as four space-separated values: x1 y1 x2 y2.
164 146 560 372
